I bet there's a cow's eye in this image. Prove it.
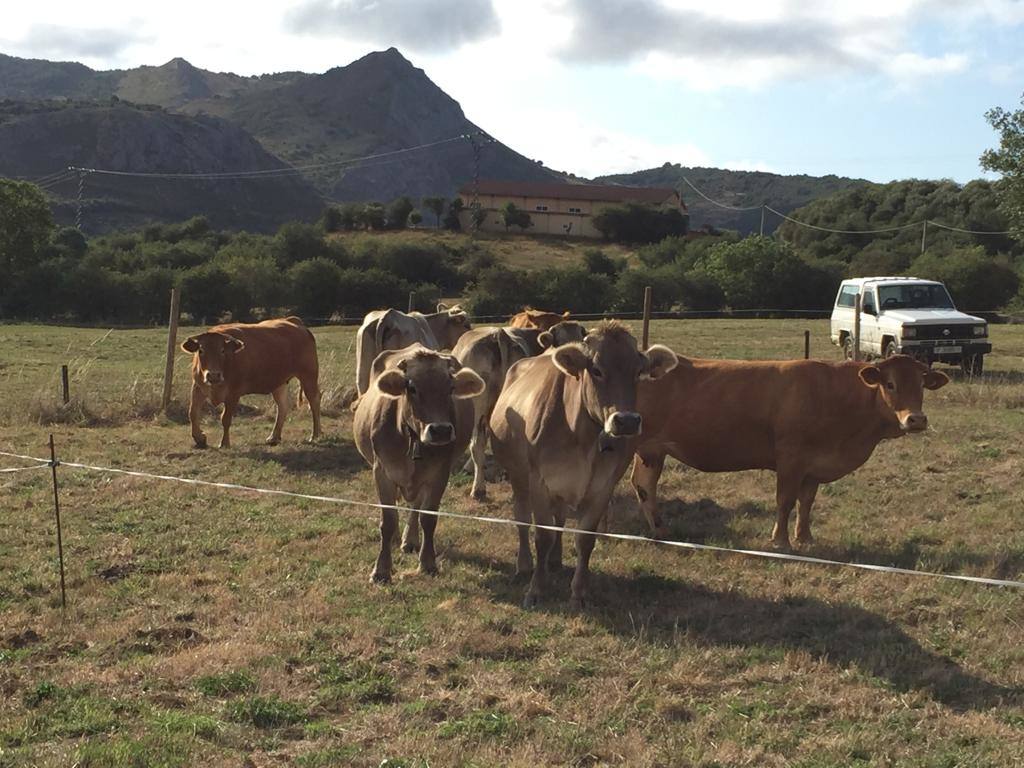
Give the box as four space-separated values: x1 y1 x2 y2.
886 381 896 391
591 368 604 380
407 382 417 396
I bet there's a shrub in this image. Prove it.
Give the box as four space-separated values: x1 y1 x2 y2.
288 258 344 318
909 247 1021 311
273 222 330 268
592 203 688 244
387 197 415 230
582 248 626 277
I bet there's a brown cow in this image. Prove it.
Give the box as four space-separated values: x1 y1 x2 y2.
356 304 471 395
631 355 949 549
182 317 322 449
454 322 586 500
508 307 571 330
490 321 678 608
353 344 484 582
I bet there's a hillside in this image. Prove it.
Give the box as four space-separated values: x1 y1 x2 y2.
0 101 324 233
597 164 867 235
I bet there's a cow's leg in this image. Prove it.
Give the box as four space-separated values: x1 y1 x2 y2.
524 496 556 608
469 414 488 501
547 503 567 572
570 494 612 611
266 384 289 445
371 463 399 584
219 395 239 449
511 475 533 577
630 451 668 537
401 509 420 554
795 479 819 548
415 485 445 576
188 383 208 449
770 470 801 550
299 373 322 442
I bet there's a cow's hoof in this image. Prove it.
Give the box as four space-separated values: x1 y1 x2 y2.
652 525 670 540
401 541 419 554
419 562 439 576
370 569 392 585
770 537 792 552
265 436 281 446
193 440 207 450
569 595 587 612
471 487 487 502
795 535 814 549
522 592 540 609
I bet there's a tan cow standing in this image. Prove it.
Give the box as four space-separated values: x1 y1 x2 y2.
182 317 322 449
508 307 571 330
353 344 484 582
490 321 678 608
631 355 949 549
355 304 471 395
453 321 586 500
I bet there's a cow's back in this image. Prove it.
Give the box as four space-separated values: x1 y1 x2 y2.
211 318 317 395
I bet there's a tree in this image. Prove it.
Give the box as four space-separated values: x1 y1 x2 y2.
470 204 487 231
592 203 688 243
387 196 415 230
423 196 446 228
409 210 423 227
981 97 1024 243
910 247 1020 311
500 202 532 232
582 248 625 277
0 180 54 316
444 198 465 231
320 206 343 233
358 203 387 231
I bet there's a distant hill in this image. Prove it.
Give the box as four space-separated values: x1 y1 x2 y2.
596 164 867 235
0 100 324 233
0 48 565 219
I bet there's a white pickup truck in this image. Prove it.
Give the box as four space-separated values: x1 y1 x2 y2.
831 277 991 374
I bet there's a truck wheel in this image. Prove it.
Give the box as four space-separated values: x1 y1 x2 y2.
843 336 855 361
960 354 984 377
884 341 898 359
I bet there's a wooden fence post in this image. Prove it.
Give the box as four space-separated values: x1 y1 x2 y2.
61 365 70 404
161 287 181 413
48 434 66 610
408 291 415 313
853 293 862 363
641 286 653 350
804 330 810 360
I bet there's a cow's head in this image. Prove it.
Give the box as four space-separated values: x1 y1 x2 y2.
552 320 677 442
858 355 949 433
528 309 571 331
181 332 245 386
538 320 586 350
435 304 472 349
376 346 484 446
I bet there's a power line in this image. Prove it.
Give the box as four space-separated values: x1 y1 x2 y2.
765 205 920 234
67 135 468 180
681 176 762 211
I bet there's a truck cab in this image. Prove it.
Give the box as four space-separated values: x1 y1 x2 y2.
831 277 991 374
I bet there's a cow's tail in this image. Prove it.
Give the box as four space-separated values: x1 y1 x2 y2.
497 328 510 377
356 315 383 396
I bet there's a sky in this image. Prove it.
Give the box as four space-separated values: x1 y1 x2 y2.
2 0 1023 184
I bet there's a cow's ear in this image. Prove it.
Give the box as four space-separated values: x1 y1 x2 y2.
858 365 883 388
437 302 450 313
923 369 950 390
453 368 485 399
225 337 245 354
376 370 407 398
562 311 570 318
181 337 200 353
538 330 554 349
642 345 679 380
552 343 591 378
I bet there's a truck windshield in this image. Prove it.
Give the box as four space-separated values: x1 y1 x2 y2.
877 284 955 310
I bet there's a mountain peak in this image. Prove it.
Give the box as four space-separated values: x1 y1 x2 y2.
161 57 196 70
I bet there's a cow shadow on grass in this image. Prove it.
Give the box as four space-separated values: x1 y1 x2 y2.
238 436 365 478
447 545 1020 714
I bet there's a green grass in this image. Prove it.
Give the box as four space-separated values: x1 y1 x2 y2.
1 318 1022 766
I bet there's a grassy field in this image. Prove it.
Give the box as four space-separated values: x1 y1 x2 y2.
1 319 1023 767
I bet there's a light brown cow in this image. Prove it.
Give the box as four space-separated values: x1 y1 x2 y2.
490 321 678 608
182 317 322 449
355 304 471 395
454 322 587 500
354 344 484 582
508 307 571 330
631 355 949 549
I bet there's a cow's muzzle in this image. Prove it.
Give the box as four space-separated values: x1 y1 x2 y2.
421 422 455 446
203 371 224 385
900 412 928 433
604 411 642 438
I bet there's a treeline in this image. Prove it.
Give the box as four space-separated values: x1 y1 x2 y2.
775 179 1023 310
